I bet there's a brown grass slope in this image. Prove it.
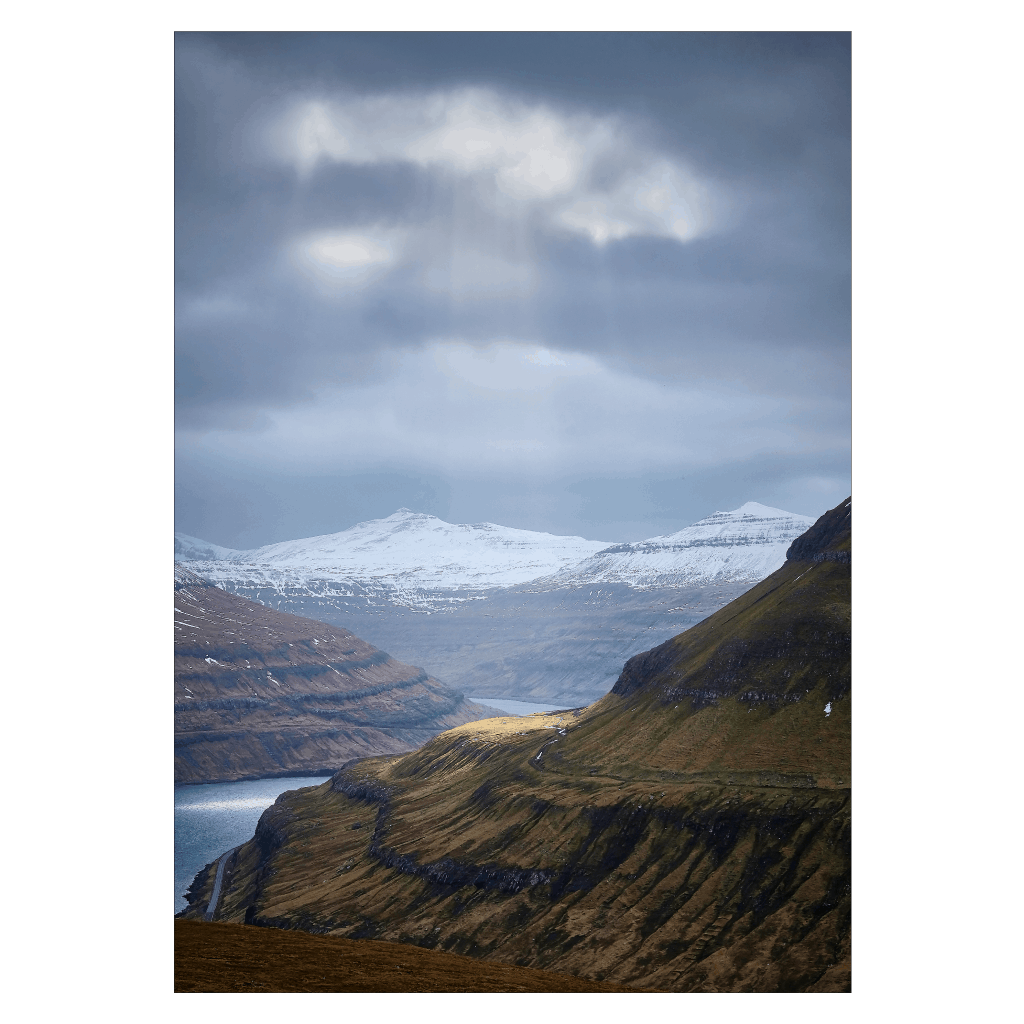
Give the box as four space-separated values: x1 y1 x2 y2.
175 920 628 991
178 499 850 992
175 566 497 784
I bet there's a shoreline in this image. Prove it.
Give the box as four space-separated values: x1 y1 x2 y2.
175 768 336 790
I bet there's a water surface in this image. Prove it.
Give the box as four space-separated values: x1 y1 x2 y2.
175 701 586 913
174 775 330 914
467 696 582 716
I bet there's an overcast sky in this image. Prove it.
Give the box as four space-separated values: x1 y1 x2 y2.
175 31 850 548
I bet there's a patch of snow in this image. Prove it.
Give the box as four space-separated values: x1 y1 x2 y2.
824 702 832 716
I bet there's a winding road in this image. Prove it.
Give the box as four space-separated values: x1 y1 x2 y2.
204 847 238 921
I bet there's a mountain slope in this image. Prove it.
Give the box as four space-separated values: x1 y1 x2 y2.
177 509 612 590
175 533 245 561
535 501 815 590
178 499 852 991
175 565 498 784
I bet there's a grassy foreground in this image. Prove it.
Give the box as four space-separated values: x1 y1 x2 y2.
175 919 629 992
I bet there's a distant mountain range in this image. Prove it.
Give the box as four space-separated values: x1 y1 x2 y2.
530 502 815 590
175 503 817 704
177 502 813 595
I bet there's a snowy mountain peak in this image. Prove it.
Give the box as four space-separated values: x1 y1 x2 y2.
177 510 613 590
175 501 817 594
643 502 811 542
174 532 246 562
534 502 816 591
717 501 799 519
383 508 436 523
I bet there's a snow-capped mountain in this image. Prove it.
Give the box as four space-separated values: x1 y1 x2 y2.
176 502 816 598
174 532 246 562
176 509 612 590
530 502 816 591
175 502 820 703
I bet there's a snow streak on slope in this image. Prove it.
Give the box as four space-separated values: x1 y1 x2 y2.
529 502 816 591
176 509 612 591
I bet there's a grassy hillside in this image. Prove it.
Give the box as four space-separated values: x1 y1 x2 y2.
175 565 498 783
178 499 851 992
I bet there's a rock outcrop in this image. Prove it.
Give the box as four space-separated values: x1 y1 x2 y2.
786 495 851 564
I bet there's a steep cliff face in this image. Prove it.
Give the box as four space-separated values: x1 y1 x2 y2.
786 495 851 564
175 565 498 784
178 499 851 991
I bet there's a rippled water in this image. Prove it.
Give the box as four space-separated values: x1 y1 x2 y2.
174 776 330 914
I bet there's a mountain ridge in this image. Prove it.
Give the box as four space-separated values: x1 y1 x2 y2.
174 564 500 784
178 499 852 991
176 501 816 594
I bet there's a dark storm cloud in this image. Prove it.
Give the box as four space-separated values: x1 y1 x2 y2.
175 32 850 546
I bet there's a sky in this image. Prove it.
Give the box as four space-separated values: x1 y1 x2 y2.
175 31 850 549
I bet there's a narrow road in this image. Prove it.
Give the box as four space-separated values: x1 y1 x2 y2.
204 847 238 922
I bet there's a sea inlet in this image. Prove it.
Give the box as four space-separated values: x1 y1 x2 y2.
174 699 565 913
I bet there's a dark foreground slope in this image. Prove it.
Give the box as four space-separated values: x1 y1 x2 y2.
178 500 850 991
175 566 497 784
175 920 627 991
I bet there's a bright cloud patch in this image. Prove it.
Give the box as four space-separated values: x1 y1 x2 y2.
266 88 724 247
311 235 391 267
406 94 584 199
559 162 712 245
293 102 351 169
557 200 636 246
292 230 398 287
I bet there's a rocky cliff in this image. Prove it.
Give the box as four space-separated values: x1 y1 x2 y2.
175 565 498 784
786 495 851 564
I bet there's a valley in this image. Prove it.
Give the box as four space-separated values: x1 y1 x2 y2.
177 498 852 992
179 502 812 705
209 579 755 706
174 566 499 784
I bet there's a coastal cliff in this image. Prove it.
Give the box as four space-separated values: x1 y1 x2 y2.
175 565 498 784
